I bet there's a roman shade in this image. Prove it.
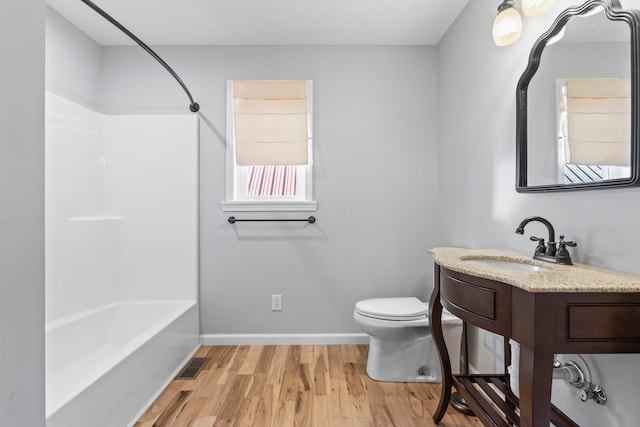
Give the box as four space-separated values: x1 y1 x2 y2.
233 80 309 166
566 78 631 166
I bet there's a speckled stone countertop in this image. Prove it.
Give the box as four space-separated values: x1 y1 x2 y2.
431 247 640 293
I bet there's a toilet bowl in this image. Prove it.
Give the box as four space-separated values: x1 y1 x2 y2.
353 296 462 382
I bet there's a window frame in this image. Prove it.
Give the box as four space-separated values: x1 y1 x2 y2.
221 80 316 212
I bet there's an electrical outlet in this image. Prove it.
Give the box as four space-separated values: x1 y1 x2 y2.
271 294 282 311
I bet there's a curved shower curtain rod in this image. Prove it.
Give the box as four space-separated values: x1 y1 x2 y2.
80 0 200 112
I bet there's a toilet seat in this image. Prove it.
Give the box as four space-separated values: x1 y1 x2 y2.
355 297 427 321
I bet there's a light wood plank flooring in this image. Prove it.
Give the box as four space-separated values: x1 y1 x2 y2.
134 345 480 427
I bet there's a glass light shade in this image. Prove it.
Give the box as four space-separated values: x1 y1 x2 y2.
522 0 556 17
493 7 523 47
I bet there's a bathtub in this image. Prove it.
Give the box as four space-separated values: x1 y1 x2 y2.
46 300 199 427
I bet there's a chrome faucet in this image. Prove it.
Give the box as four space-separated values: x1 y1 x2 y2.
515 216 576 265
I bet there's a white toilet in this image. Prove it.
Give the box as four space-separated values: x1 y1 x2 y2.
353 296 462 382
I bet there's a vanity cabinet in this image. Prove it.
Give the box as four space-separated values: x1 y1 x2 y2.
430 261 640 427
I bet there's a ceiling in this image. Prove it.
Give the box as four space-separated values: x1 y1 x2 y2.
47 0 470 46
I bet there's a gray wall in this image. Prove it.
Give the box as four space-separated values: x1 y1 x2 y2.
438 1 640 425
0 2 46 426
98 45 440 337
45 7 101 109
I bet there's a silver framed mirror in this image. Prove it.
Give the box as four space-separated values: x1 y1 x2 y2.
516 0 640 192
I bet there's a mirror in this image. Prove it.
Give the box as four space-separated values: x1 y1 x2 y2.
516 0 640 192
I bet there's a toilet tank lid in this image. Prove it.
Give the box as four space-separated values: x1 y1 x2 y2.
355 297 427 319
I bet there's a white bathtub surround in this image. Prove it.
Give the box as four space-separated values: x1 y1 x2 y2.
45 93 199 427
45 93 199 321
46 301 198 427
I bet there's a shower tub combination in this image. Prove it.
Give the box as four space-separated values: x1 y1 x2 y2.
45 93 199 427
46 301 197 427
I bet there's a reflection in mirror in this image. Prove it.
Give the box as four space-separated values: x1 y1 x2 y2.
516 0 640 192
528 10 630 186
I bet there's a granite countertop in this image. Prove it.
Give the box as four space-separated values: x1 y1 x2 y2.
431 247 640 293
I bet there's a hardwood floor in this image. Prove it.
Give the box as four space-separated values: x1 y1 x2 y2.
134 345 480 427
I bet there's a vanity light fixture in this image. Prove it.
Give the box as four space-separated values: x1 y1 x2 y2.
522 0 556 17
493 0 556 47
493 0 523 46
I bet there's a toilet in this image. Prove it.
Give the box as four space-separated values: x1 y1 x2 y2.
353 296 463 382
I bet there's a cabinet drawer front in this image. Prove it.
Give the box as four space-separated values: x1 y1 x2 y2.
439 268 511 336
568 304 640 341
441 273 496 320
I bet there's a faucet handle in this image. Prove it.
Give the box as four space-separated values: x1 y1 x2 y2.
559 235 577 248
556 235 576 265
529 236 547 254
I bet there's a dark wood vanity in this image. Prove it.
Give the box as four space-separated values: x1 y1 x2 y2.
429 249 640 427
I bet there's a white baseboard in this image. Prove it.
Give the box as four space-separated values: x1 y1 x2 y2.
200 333 370 346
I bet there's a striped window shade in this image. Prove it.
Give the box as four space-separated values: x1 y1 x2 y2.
233 80 309 166
248 165 297 197
566 78 631 166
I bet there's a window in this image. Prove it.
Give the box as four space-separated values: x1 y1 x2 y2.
222 80 315 212
556 78 631 184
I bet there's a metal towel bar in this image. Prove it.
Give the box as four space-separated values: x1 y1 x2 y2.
228 216 316 224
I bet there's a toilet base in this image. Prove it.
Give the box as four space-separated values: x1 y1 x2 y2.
366 334 441 382
364 322 462 383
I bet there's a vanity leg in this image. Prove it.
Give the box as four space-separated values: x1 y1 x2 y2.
517 345 554 427
429 265 452 423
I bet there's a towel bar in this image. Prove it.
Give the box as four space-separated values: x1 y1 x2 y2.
227 216 316 224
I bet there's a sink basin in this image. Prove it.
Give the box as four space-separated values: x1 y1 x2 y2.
463 258 551 272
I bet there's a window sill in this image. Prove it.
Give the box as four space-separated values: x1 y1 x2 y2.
221 200 317 212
